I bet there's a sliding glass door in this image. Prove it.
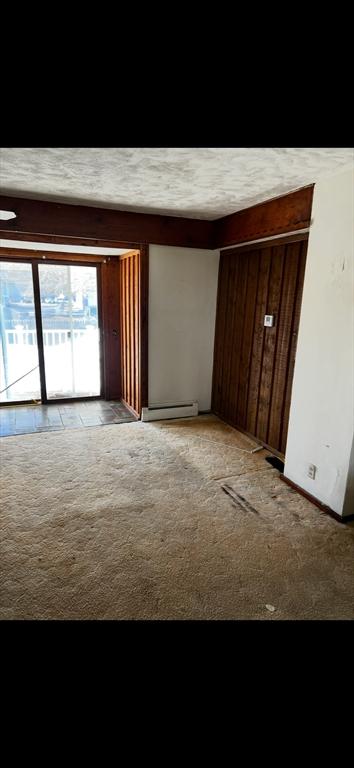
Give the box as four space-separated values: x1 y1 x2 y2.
38 264 101 399
0 260 101 403
0 262 41 403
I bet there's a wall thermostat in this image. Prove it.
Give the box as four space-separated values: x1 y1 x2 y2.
264 315 274 327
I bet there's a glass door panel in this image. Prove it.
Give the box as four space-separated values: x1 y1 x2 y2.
0 262 41 403
38 264 101 399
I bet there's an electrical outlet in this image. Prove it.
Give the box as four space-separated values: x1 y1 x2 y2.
307 464 317 479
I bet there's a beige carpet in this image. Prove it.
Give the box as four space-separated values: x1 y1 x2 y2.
1 415 354 620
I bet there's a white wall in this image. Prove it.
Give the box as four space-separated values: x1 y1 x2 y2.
148 245 219 412
284 166 354 516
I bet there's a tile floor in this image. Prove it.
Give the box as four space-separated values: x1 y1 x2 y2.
0 400 136 437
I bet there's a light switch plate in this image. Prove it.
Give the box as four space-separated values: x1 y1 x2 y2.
264 315 274 327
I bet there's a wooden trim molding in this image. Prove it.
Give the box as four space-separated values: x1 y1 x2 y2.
213 186 314 248
221 231 309 255
0 247 107 263
0 231 138 250
280 475 354 523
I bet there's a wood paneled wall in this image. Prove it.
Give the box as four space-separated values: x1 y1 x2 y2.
212 234 308 455
101 259 121 400
119 250 146 416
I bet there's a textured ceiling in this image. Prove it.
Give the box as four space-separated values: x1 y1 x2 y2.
0 147 353 220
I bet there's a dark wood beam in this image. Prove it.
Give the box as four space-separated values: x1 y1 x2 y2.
0 185 315 251
0 195 213 249
213 186 314 249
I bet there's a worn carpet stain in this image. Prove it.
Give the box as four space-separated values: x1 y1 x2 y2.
1 415 354 620
222 484 259 515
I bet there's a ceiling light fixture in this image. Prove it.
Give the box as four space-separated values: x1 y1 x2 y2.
0 210 17 220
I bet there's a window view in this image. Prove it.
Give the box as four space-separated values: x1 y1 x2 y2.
0 262 41 403
38 264 101 399
0 261 101 403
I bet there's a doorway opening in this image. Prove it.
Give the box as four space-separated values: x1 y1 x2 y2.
0 260 101 404
0 241 149 422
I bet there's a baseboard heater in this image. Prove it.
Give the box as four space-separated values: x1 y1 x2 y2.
141 401 198 422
